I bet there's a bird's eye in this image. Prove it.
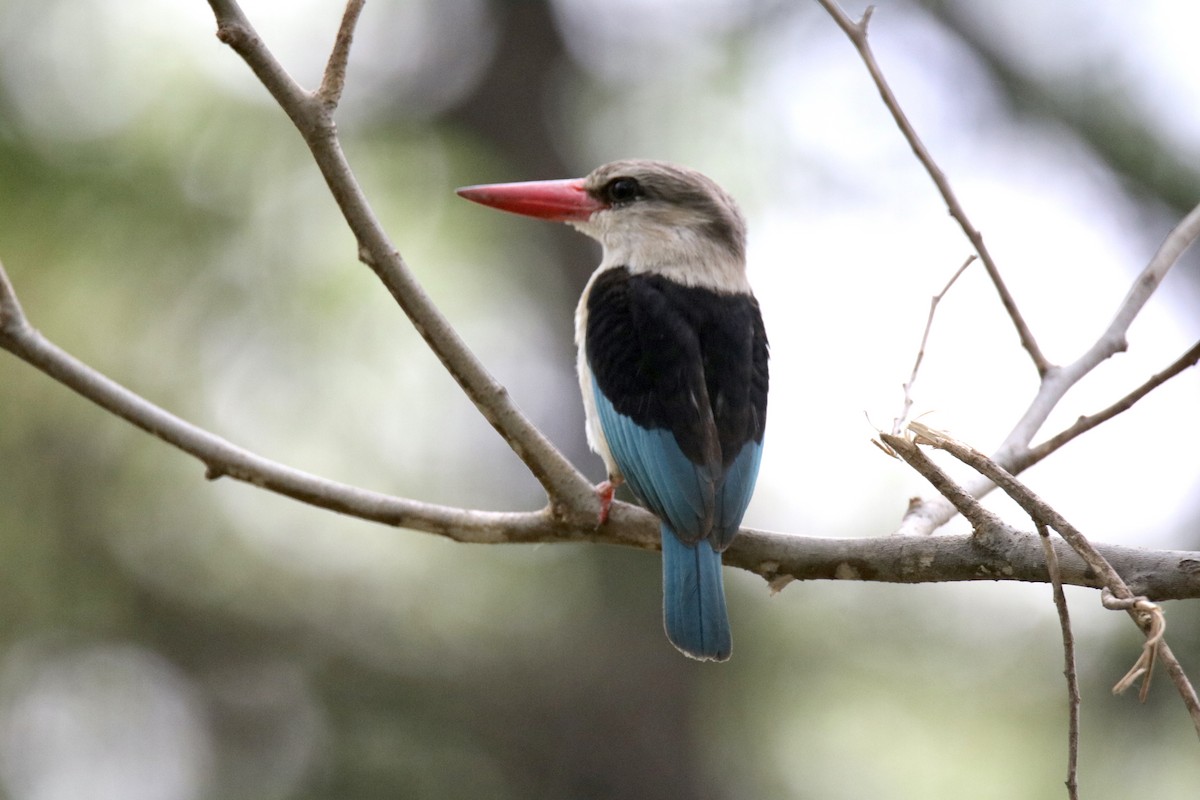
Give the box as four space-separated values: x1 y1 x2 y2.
605 177 643 205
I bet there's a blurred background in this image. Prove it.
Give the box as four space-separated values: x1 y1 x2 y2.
0 0 1198 797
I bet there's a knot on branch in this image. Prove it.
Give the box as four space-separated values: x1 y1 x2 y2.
215 22 252 49
0 261 30 340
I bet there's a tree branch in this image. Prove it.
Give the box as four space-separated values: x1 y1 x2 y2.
205 0 600 525
897 198 1200 534
0 262 576 543
891 254 975 436
2 2 1195 612
816 0 1049 374
1 1 1199 602
907 422 1200 739
316 0 364 108
1 2 1191 787
5 15 1200 765
877 433 1007 537
1037 520 1079 800
816 1 1200 536
5 254 1200 601
1020 339 1200 470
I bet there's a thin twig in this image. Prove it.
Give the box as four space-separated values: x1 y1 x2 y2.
316 0 366 108
892 254 976 435
879 433 1005 537
1103 201 1200 349
0 258 27 337
1037 520 1079 800
1021 339 1200 470
816 0 1049 374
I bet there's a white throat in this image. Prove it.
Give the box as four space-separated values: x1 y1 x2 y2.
572 211 751 295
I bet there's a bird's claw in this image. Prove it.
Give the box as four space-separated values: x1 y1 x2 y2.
595 480 617 528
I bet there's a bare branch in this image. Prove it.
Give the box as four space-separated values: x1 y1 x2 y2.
205 0 599 523
908 422 1200 738
5 18 1200 772
816 0 1049 374
208 0 312 128
1105 200 1200 349
724 521 1200 601
879 433 1006 537
895 199 1200 535
6 249 1200 604
891 254 975 435
909 423 1124 590
816 0 1200 537
316 0 366 108
1037 520 1079 800
0 276 580 543
0 258 27 338
1021 339 1200 469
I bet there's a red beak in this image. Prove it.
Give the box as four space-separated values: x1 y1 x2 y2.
456 178 604 223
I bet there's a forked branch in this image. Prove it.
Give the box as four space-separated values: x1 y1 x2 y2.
816 0 1049 374
816 1 1200 535
904 422 1200 740
204 0 600 523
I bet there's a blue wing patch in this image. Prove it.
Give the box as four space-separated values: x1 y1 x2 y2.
592 371 757 662
593 384 717 543
712 440 762 549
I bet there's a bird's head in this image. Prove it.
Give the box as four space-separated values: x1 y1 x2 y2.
457 159 748 292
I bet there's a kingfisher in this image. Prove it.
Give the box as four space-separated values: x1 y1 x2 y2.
457 160 768 661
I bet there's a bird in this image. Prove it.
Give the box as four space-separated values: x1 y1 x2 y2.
456 160 768 661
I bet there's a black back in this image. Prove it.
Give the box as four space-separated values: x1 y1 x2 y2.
585 267 768 472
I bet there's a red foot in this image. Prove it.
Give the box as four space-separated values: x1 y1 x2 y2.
596 480 618 528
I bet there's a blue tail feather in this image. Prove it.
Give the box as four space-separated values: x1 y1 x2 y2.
661 525 731 661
